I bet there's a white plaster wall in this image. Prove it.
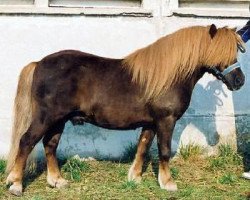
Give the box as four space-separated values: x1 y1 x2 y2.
0 9 249 159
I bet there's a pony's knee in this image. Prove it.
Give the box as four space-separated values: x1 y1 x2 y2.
159 148 171 161
43 136 61 156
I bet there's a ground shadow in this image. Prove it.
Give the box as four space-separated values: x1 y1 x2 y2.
22 157 46 189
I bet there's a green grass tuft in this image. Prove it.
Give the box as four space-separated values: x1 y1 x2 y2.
0 159 6 174
179 144 203 160
208 144 242 170
209 157 226 169
62 157 90 182
170 167 179 179
121 181 137 190
218 173 237 185
218 144 234 157
31 196 43 200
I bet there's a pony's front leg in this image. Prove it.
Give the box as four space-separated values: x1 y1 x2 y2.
156 116 177 192
43 121 68 189
128 128 155 182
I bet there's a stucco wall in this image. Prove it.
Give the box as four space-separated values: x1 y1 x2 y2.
0 5 249 160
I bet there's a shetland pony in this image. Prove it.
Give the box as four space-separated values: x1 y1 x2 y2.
6 24 247 196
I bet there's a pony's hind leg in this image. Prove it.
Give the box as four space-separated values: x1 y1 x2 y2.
43 121 68 188
6 117 50 196
128 128 155 183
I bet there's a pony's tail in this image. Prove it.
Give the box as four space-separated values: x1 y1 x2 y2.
6 62 37 173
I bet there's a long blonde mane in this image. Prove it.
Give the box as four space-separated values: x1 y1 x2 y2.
123 25 243 100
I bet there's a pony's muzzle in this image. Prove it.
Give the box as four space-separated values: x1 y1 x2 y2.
223 68 245 91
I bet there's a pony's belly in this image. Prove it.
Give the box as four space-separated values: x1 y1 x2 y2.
91 120 152 130
88 112 152 130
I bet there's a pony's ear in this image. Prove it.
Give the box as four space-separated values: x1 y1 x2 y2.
209 24 217 39
231 27 237 32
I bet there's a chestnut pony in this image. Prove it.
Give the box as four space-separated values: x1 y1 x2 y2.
6 24 246 196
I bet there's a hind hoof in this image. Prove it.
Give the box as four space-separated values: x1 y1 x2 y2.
6 173 15 186
128 163 142 183
128 170 142 183
9 184 23 196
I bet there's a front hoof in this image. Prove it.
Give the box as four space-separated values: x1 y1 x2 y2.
55 178 69 189
128 166 142 183
9 184 23 196
47 176 69 189
160 181 178 192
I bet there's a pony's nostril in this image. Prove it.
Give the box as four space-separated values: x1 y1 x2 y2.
235 77 242 86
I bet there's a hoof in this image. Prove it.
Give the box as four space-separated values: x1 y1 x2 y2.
55 178 69 189
47 177 69 189
160 180 178 192
9 184 23 196
128 165 142 183
6 173 15 185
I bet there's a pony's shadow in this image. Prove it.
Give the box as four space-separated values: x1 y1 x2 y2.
173 79 227 149
22 158 46 189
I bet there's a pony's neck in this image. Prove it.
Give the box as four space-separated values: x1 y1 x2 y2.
177 66 207 92
192 67 207 86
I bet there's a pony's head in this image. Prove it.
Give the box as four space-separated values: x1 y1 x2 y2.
123 24 246 99
206 24 246 91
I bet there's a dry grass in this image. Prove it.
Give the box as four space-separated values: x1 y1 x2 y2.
0 145 249 200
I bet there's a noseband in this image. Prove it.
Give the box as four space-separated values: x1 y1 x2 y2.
210 62 241 81
209 42 245 80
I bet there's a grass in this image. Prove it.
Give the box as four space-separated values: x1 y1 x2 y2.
120 181 137 190
62 157 90 182
218 173 237 185
178 143 204 160
208 144 242 170
0 159 6 174
0 144 249 199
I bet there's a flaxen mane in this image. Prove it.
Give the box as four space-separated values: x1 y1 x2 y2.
123 25 243 99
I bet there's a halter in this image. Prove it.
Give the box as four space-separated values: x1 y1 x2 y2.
210 62 241 81
209 42 245 80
